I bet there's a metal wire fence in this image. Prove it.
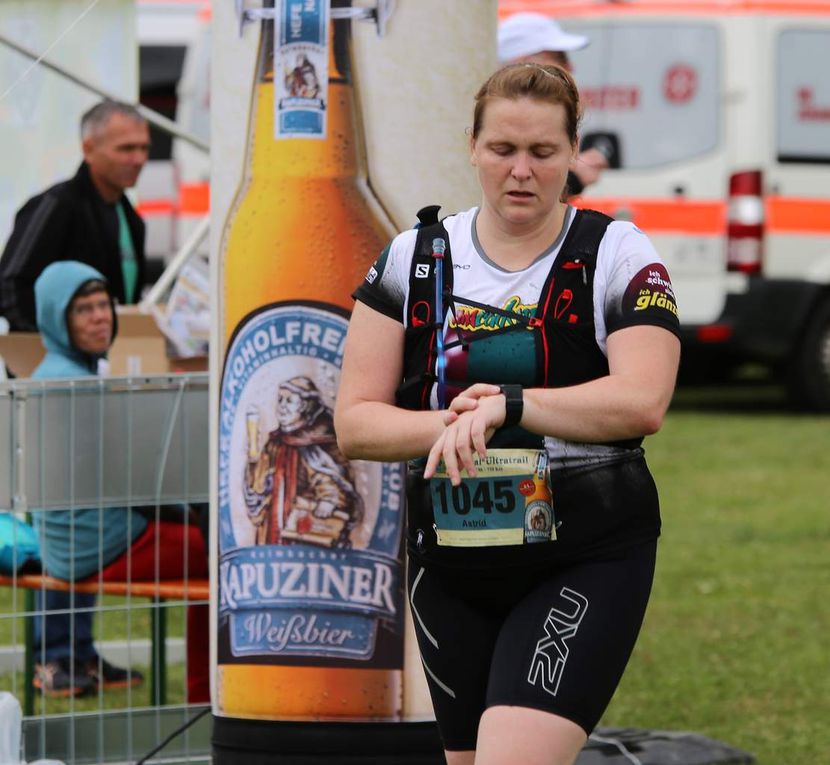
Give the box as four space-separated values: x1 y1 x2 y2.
0 373 211 765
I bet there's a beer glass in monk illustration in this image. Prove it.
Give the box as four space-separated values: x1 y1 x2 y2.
245 405 260 462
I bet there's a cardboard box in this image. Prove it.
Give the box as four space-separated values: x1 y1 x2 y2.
109 307 170 375
0 332 44 378
167 355 209 373
0 308 208 379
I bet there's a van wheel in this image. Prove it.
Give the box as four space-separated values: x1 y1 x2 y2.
788 298 830 412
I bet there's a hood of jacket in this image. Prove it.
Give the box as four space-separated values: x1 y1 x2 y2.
33 261 116 378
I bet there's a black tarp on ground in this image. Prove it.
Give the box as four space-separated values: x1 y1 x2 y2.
581 727 756 765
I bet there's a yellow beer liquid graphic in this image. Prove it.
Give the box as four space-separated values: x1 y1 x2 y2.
222 26 391 333
219 13 401 720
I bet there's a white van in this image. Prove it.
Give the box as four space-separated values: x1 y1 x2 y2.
136 0 210 265
500 0 830 409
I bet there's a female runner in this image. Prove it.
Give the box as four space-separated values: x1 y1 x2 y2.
335 63 681 765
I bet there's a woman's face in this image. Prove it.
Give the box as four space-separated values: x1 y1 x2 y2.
470 96 576 233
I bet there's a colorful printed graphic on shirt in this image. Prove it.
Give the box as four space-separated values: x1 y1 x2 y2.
449 296 538 333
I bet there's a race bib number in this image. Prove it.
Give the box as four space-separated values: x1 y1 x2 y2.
429 449 556 547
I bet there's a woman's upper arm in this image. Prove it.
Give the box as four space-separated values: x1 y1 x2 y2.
606 324 680 425
337 301 405 410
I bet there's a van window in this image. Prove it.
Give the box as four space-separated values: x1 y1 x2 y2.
568 23 720 169
777 30 830 164
139 44 187 160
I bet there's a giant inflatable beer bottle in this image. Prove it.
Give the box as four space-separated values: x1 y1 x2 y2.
217 0 405 720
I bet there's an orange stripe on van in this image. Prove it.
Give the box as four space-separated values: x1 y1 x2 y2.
136 199 176 217
573 198 725 234
499 1 830 18
572 196 829 235
766 197 830 233
179 182 210 214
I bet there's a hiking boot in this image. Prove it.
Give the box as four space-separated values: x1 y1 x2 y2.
33 658 95 698
82 657 144 691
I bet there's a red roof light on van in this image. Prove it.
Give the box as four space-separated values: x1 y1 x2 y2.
727 170 764 274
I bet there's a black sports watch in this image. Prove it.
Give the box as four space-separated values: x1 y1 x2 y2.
498 384 524 428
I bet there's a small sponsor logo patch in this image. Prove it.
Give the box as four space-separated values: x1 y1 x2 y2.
518 479 535 496
415 263 430 279
365 266 378 284
624 264 679 319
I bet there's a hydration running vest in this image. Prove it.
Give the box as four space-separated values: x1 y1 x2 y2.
395 205 615 413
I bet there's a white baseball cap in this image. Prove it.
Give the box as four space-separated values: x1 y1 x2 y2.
498 12 590 63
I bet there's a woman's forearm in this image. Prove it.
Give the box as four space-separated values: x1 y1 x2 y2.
521 326 680 443
521 374 672 443
335 401 448 461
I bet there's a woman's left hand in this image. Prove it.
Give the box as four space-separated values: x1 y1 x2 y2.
424 388 505 485
446 382 501 415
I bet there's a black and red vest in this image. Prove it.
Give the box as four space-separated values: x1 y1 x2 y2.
396 205 615 417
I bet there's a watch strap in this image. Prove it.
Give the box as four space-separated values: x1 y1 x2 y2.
499 384 524 428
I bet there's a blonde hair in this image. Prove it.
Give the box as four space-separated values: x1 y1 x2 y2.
472 63 582 145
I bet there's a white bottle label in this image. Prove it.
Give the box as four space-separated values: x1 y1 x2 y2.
218 302 405 666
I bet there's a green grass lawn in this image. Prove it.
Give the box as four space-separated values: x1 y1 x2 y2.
601 386 830 764
0 592 185 645
2 384 827 761
0 662 188 717
0 593 187 715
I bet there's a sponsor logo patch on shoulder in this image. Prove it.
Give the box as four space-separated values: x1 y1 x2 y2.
624 264 679 319
365 266 378 284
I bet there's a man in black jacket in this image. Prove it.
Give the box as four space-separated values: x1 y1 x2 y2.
0 101 149 331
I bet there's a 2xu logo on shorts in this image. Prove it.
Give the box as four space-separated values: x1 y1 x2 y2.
527 587 589 697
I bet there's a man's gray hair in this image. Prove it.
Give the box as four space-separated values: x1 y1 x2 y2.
80 100 146 140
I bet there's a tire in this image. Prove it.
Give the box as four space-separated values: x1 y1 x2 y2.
788 297 830 412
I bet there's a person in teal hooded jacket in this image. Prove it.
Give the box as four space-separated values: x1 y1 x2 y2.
31 261 147 697
31 261 210 702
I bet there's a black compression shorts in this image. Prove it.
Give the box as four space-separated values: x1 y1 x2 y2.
407 540 657 751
